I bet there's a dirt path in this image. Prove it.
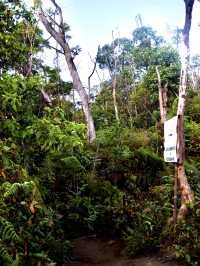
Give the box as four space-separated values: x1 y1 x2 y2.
65 236 183 266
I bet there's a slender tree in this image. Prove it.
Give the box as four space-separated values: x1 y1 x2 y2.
36 0 96 143
156 66 168 125
176 0 195 220
97 37 133 123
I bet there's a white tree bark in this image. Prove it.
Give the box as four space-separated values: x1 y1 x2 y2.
176 0 195 220
156 66 168 125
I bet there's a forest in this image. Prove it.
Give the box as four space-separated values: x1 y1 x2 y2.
0 0 200 265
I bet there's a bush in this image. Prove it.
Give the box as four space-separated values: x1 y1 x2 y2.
170 201 200 266
186 95 200 123
185 120 200 155
65 178 124 235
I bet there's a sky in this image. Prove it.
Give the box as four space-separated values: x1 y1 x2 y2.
27 0 200 86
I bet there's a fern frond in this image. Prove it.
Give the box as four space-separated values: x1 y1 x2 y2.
0 217 19 241
0 240 13 265
2 181 35 199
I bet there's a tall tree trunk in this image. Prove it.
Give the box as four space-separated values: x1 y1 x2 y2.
25 51 33 77
63 43 96 142
37 0 96 143
112 75 120 122
176 0 195 220
156 66 168 125
111 32 120 123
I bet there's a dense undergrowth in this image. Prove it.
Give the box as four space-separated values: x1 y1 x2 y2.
0 74 199 265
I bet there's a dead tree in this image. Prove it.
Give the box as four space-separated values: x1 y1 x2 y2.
112 74 119 122
176 0 195 220
156 66 168 125
37 0 96 143
112 32 120 123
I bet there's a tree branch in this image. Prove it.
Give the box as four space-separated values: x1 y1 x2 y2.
46 44 64 54
50 0 64 27
88 57 97 96
41 89 53 107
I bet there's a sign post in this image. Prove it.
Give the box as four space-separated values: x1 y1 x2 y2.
164 116 178 224
164 116 178 163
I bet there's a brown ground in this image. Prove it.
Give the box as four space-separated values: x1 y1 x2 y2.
65 235 183 266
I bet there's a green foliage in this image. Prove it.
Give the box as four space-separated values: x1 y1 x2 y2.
27 109 85 152
120 128 150 148
185 120 200 155
168 201 200 266
0 181 38 265
132 26 164 48
0 0 43 73
43 66 74 97
0 179 71 265
124 175 173 256
66 178 124 235
0 217 19 241
94 126 163 190
0 72 87 264
92 83 116 129
2 181 35 199
0 240 15 266
97 38 133 72
186 95 200 123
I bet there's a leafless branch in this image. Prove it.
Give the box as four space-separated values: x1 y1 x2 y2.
88 52 102 83
41 89 53 107
46 44 64 54
50 0 64 27
88 58 97 96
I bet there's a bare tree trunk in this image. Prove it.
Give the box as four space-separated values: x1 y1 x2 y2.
63 43 96 142
37 0 96 143
176 0 195 220
24 52 33 77
173 165 178 224
112 75 120 122
111 31 120 123
156 66 168 125
107 66 120 123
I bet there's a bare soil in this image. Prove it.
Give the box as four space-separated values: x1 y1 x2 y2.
65 235 183 266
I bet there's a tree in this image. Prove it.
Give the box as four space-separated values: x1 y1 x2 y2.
132 26 164 48
97 41 120 122
36 0 96 143
175 0 195 221
156 66 168 125
97 37 134 123
0 0 43 75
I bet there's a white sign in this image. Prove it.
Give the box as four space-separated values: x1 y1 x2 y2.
164 116 178 163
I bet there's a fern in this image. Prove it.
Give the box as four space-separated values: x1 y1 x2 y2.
0 181 40 265
0 240 13 265
0 240 19 266
0 217 19 265
2 181 35 199
0 217 19 241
